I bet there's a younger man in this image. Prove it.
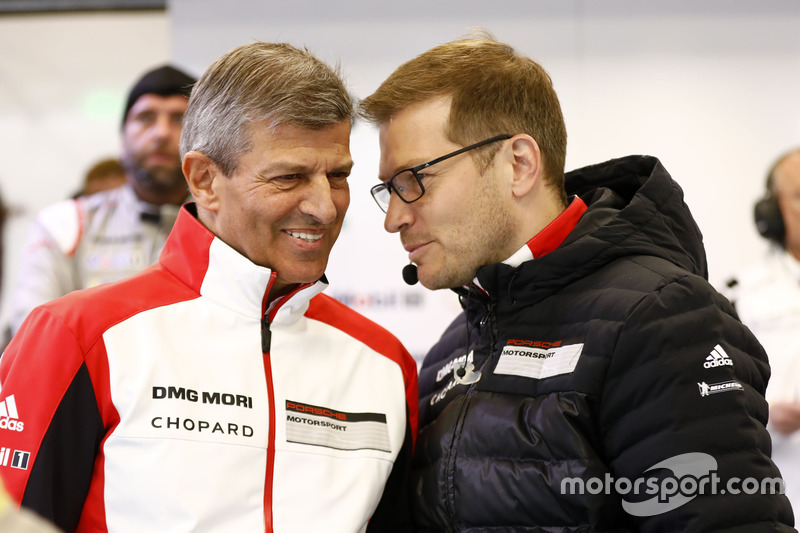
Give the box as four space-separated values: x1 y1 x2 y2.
360 35 792 531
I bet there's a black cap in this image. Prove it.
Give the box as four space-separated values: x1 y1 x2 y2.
122 65 196 128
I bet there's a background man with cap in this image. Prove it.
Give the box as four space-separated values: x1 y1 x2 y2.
8 65 196 335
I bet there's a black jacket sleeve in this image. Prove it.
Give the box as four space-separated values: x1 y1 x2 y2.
22 363 104 532
367 410 415 533
600 273 794 532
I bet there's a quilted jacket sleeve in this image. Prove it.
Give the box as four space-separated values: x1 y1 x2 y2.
600 272 794 532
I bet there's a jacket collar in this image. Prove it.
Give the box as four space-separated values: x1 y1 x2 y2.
473 155 706 307
503 197 588 267
472 196 587 295
158 204 327 323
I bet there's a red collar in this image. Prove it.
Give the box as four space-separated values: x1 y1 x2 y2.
528 196 587 258
503 197 588 267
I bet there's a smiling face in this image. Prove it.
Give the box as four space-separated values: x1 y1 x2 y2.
198 120 352 298
378 97 515 290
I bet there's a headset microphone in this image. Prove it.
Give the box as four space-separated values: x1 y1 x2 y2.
402 263 418 285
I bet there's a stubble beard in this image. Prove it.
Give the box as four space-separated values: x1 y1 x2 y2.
123 150 185 194
422 174 514 290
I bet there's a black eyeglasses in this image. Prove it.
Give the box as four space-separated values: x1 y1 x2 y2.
370 134 512 213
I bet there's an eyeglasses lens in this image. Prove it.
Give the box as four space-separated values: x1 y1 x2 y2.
392 170 423 203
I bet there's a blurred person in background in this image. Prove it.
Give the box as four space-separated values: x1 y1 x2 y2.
0 187 8 351
70 157 126 198
1 188 7 300
724 147 800 513
8 65 196 336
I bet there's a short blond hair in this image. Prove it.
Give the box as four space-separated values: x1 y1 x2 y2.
359 34 567 196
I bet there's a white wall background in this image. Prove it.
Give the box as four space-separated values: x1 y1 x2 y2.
2 1 800 360
0 9 175 335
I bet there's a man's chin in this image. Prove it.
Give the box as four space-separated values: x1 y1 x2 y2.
418 269 463 291
138 168 185 191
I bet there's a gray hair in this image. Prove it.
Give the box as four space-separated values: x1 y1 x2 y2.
180 41 354 175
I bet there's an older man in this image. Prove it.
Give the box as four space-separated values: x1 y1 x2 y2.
0 42 417 533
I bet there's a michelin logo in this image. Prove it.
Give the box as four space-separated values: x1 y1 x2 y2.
698 380 743 397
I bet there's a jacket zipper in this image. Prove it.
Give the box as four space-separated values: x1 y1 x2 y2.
261 313 272 353
261 276 316 533
261 274 277 533
445 296 495 526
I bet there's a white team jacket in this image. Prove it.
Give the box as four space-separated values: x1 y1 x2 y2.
0 205 418 532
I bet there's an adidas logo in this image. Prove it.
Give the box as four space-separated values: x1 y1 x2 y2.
0 395 24 432
704 344 734 369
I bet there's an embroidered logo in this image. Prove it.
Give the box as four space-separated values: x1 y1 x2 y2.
285 401 391 453
436 352 474 383
11 450 30 470
494 341 583 380
0 395 24 432
0 447 31 470
698 380 743 397
453 351 482 385
704 344 734 369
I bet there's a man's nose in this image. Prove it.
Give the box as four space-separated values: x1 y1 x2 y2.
383 193 413 234
151 114 179 140
299 176 339 224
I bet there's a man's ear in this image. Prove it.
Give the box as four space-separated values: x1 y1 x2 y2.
508 134 542 198
182 151 221 212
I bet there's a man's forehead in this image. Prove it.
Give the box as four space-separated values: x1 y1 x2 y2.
247 120 353 166
378 103 454 173
128 93 189 114
253 120 351 144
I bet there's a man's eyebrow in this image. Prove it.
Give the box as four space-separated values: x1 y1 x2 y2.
382 154 446 181
380 160 419 181
259 160 354 176
331 160 355 173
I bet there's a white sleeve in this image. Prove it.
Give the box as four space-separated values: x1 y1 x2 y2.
9 200 82 335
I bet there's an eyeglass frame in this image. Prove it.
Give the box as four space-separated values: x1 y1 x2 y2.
370 133 513 213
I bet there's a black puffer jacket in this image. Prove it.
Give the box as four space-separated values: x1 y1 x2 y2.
412 155 795 532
